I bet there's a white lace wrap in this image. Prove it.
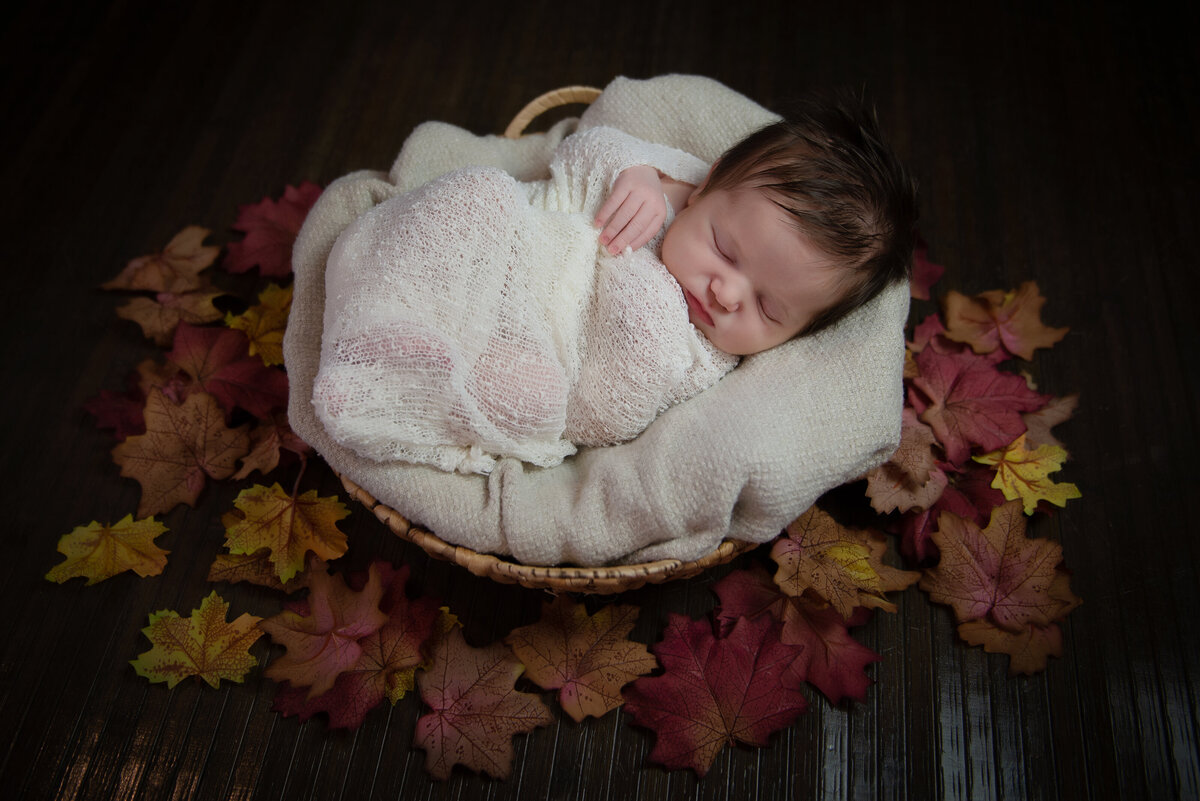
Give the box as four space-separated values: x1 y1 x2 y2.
313 127 735 474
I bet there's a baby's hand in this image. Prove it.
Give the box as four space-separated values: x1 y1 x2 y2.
595 165 666 255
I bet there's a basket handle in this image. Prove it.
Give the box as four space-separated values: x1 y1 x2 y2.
503 85 602 139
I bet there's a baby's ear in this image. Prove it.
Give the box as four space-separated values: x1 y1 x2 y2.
690 161 719 205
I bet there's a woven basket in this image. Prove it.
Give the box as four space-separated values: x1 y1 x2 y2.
335 86 756 594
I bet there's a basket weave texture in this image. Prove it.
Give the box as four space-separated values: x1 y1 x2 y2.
334 86 755 593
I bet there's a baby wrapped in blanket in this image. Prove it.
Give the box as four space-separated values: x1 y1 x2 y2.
314 98 917 477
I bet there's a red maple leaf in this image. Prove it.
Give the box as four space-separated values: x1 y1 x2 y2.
621 613 808 777
897 461 1006 563
259 560 389 698
168 323 289 420
909 346 1045 466
224 182 322 277
84 373 146 440
909 237 945 300
920 501 1072 631
712 564 880 704
273 563 440 728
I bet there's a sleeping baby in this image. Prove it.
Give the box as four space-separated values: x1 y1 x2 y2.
313 97 918 474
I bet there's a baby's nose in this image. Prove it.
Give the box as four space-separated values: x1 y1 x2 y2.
710 276 742 312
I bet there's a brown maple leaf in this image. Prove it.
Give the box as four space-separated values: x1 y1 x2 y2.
232 412 311 481
259 561 389 698
505 596 656 722
920 501 1078 632
957 620 1064 675
772 506 920 617
112 389 250 517
865 408 945 513
1022 393 1079 448
103 225 220 293
207 549 304 593
941 281 1069 360
222 483 349 583
415 626 553 780
116 290 225 346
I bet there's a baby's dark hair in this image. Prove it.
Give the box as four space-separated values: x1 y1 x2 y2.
702 95 919 336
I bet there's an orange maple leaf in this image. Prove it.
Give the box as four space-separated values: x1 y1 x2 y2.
207 549 305 593
941 281 1068 360
103 225 220 293
112 389 250 517
222 483 349 583
415 626 553 780
130 591 263 688
957 620 1064 675
45 514 168 585
116 290 225 346
505 595 656 722
225 283 292 366
865 408 946 513
232 412 311 481
974 434 1082 514
920 501 1078 632
772 506 920 617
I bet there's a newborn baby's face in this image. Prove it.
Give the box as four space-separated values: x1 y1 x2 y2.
661 184 842 355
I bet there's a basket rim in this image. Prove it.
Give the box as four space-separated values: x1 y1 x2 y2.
503 85 603 139
336 472 756 594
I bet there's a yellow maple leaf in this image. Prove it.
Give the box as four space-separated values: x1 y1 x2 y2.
225 283 292 366
131 591 263 688
45 515 169 585
974 434 1082 514
222 483 349 582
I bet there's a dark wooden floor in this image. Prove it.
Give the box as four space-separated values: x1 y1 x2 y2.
3 1 1198 799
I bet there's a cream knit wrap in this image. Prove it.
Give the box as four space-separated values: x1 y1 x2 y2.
284 74 909 567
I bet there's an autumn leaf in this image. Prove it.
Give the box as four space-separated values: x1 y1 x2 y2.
622 613 808 777
772 506 920 617
505 596 656 722
1022 393 1079 448
131 591 263 688
273 562 441 729
259 560 389 698
168 323 289 420
84 377 147 440
225 182 322 277
941 281 1069 360
116 290 225 346
232 412 311 481
226 283 292 366
712 564 881 704
909 346 1046 466
103 225 220 293
222 483 348 582
207 549 304 593
957 620 1064 675
974 434 1082 514
865 408 945 514
909 237 945 300
920 501 1075 632
415 626 553 780
45 515 168 585
112 389 250 517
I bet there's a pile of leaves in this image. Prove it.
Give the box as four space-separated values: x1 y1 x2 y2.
48 187 1082 780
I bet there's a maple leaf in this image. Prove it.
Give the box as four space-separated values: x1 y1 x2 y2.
897 461 1008 564
103 225 220 293
207 549 304 592
112 389 250 517
45 514 168 585
224 182 322 277
712 564 881 704
259 560 390 698
222 483 349 583
865 408 945 514
920 501 1074 632
941 281 1068 360
84 376 147 440
974 434 1082 514
232 412 310 481
622 613 808 777
225 283 292 366
168 323 289 420
131 591 263 688
505 596 656 722
1022 393 1079 448
772 506 920 617
415 626 553 780
116 290 225 346
909 237 945 300
957 620 1064 675
273 562 441 728
909 346 1046 466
